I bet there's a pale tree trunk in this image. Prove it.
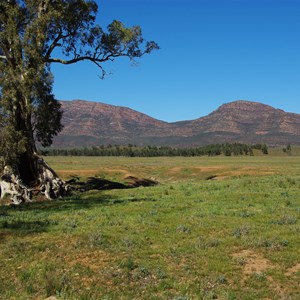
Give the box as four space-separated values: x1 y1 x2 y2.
0 114 71 205
0 151 71 205
0 5 71 204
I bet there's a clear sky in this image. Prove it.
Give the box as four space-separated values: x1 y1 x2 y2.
52 0 300 122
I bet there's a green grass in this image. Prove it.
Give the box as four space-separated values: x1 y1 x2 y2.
0 156 300 299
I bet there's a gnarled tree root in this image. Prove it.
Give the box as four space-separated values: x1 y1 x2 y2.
0 173 32 205
0 157 71 205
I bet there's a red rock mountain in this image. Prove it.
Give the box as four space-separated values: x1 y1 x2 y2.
53 100 300 147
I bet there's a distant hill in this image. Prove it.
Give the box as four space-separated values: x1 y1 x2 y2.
52 100 300 147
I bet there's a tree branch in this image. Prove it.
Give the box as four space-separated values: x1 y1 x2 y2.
47 55 109 78
44 29 75 61
44 35 62 61
47 52 123 65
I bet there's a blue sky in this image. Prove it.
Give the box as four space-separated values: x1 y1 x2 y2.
52 0 300 122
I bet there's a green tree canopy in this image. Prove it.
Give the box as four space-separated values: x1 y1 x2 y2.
0 0 158 203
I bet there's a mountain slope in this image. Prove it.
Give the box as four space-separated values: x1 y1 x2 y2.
55 100 169 147
53 100 300 147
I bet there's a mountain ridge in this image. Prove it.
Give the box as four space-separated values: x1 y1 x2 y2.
52 100 300 147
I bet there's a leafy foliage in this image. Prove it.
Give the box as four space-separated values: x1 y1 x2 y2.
31 68 63 147
0 0 158 178
0 124 26 168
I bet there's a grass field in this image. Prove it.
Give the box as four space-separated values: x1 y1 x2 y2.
0 155 299 299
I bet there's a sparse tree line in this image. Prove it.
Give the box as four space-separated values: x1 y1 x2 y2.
40 143 271 157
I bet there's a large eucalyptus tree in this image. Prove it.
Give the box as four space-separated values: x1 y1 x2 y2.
0 0 158 204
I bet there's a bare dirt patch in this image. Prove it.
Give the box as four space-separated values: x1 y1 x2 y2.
65 249 116 287
226 170 276 177
223 166 277 177
215 176 232 180
194 166 230 171
170 166 229 173
58 167 134 180
170 166 276 180
102 168 133 178
58 169 101 177
232 250 287 296
67 250 111 271
285 263 300 277
233 249 273 276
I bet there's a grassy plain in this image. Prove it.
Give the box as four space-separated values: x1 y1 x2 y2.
0 154 300 299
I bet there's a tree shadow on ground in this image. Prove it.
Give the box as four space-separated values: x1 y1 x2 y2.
0 207 57 236
0 219 54 234
72 176 159 191
0 195 157 237
0 176 159 216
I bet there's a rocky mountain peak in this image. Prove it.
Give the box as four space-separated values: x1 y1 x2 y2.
53 100 300 147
